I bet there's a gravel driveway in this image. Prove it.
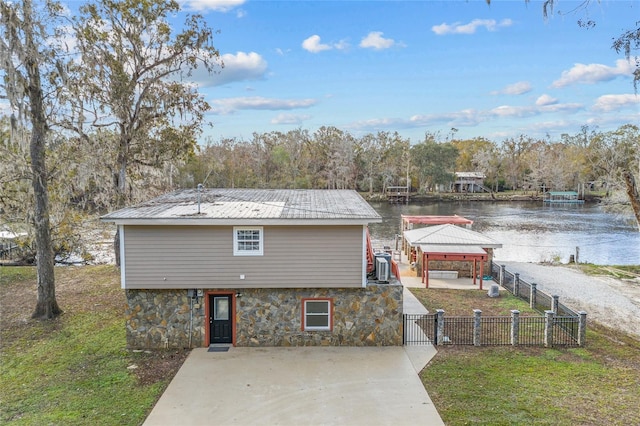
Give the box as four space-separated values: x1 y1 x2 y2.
499 261 640 339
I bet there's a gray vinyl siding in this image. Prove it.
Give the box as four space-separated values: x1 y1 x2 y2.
123 225 365 289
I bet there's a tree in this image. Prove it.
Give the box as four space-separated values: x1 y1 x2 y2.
411 134 458 193
1 0 62 318
612 22 640 92
311 127 357 189
451 137 495 172
65 0 222 207
279 128 313 189
501 135 533 192
588 125 640 229
473 144 503 193
379 132 411 194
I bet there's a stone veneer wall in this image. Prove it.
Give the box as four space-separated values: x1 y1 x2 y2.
422 259 493 278
125 289 205 349
125 282 403 349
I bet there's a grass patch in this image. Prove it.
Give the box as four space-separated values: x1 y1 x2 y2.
416 289 640 425
0 266 36 285
410 287 539 316
576 264 640 279
0 266 188 425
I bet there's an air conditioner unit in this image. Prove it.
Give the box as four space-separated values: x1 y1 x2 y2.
375 257 390 282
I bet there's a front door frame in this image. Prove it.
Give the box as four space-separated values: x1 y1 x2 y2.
204 291 236 346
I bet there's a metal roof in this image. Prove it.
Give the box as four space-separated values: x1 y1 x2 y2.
547 191 579 195
454 172 485 179
404 224 502 248
401 215 473 226
101 188 382 225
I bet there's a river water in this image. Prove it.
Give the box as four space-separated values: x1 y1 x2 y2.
368 201 640 265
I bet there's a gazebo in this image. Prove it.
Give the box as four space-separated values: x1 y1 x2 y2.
419 244 488 289
403 224 502 290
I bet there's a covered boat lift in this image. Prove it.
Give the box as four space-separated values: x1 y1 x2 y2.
401 214 473 230
401 215 474 256
543 191 585 204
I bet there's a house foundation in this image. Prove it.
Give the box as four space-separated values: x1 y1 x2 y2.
125 282 403 349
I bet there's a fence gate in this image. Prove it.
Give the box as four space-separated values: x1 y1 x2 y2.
403 313 436 345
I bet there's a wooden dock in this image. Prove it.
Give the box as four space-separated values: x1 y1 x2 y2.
386 186 410 203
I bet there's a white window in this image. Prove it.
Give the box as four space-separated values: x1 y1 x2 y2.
233 227 263 256
303 299 332 331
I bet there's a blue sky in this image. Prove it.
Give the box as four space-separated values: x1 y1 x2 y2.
177 0 638 144
3 1 635 144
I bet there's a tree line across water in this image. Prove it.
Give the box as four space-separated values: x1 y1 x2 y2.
3 118 638 232
176 124 639 199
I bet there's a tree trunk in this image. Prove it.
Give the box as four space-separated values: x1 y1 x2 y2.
114 137 128 207
623 170 640 231
113 137 128 267
114 229 121 267
31 130 61 318
23 0 61 319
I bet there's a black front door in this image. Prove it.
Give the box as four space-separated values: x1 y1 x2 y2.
209 295 232 344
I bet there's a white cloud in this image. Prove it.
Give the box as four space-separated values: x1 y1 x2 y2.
200 52 267 87
348 99 584 133
535 94 558 106
182 0 245 12
271 113 312 125
349 109 483 131
275 48 291 56
409 110 482 127
489 105 536 118
302 35 348 53
209 97 317 114
592 94 639 112
490 102 582 118
432 18 513 35
540 103 583 113
302 35 331 53
552 59 634 88
359 31 397 50
491 81 532 95
236 9 247 18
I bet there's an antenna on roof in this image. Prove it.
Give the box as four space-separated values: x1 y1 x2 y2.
197 183 203 214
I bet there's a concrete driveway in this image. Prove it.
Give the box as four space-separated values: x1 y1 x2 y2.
144 345 443 425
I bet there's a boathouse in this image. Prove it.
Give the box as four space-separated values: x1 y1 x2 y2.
400 214 474 257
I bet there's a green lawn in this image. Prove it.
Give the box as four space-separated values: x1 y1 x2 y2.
3 267 638 424
0 266 187 425
412 288 640 425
